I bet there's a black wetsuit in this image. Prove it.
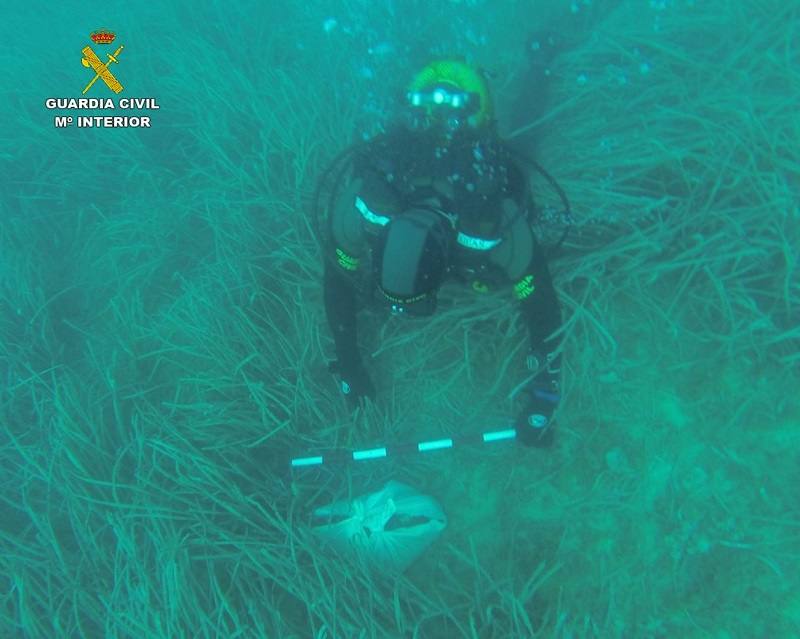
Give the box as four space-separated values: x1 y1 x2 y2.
323 125 562 426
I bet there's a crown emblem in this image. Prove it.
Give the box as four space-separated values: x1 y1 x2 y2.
90 29 116 45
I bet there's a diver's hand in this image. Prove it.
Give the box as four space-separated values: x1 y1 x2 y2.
516 380 560 448
329 360 376 409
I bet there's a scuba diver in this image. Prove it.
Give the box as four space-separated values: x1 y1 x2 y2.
319 60 565 448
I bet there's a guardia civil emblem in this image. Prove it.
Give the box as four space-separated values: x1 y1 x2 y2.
81 29 124 95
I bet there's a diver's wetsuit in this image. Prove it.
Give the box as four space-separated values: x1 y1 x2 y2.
323 125 562 411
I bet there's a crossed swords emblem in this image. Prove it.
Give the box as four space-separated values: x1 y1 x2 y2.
81 44 124 94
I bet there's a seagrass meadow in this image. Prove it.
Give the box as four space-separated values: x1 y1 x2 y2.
1 0 799 637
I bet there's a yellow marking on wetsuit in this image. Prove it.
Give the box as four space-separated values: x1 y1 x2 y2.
513 275 535 300
335 248 360 271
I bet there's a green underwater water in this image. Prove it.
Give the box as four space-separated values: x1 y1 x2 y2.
2 1 799 637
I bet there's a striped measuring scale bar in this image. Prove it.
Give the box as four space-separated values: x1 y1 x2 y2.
290 426 518 469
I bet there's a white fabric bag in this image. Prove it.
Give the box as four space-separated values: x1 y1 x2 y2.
311 481 447 573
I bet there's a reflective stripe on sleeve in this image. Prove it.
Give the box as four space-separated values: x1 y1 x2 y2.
456 232 502 251
355 195 502 251
355 196 391 226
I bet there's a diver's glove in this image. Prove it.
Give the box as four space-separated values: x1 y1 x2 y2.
516 380 559 447
329 359 376 409
516 350 561 447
